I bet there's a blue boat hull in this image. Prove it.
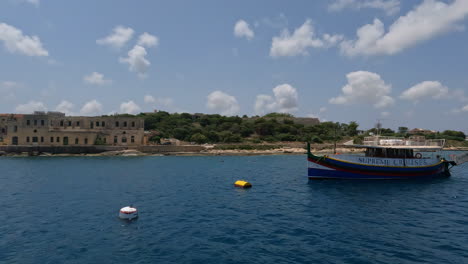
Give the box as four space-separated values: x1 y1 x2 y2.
308 167 450 180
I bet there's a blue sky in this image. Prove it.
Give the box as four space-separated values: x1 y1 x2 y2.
0 0 467 132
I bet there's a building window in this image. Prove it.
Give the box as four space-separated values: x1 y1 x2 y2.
68 121 72 126
40 137 44 143
75 138 79 144
76 121 80 127
60 120 64 126
34 120 37 126
115 121 119 127
122 137 127 143
114 136 118 143
32 137 38 143
90 121 94 129
14 126 17 132
57 137 60 143
33 129 37 133
84 138 88 144
123 121 127 127
26 136 30 143
102 121 105 127
96 121 100 127
0 128 5 133
103 137 107 143
27 120 30 126
41 120 45 126
50 137 54 143
63 137 69 145
132 121 135 127
131 136 135 143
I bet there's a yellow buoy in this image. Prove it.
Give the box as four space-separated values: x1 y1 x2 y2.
234 180 252 188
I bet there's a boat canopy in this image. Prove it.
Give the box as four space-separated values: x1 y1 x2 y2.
354 136 445 151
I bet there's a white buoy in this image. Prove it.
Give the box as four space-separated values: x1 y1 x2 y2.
119 206 138 220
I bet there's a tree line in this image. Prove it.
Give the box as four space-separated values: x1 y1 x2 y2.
132 112 466 144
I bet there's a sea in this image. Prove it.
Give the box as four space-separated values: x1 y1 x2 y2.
1 154 467 264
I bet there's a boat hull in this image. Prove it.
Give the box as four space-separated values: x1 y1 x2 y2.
307 151 452 180
308 167 450 180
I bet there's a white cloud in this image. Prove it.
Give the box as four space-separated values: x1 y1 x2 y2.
1 81 21 89
234 20 255 40
254 84 299 115
270 19 342 57
80 100 103 116
144 95 156 104
137 32 159 48
15 101 47 113
400 81 448 101
83 72 112 85
55 100 74 115
120 45 150 78
341 0 468 56
120 100 141 114
0 22 48 56
206 91 240 116
462 105 468 112
97 26 134 49
329 71 394 108
381 111 391 117
144 95 174 111
329 0 400 16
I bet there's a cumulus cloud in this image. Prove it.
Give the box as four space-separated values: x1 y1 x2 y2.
270 19 342 57
0 22 48 56
206 91 240 116
80 100 103 116
137 32 159 47
329 0 400 16
15 101 47 113
97 26 134 49
83 72 112 85
119 100 141 114
341 0 468 56
55 100 74 115
120 45 150 78
462 105 468 112
234 20 255 40
329 71 394 108
254 84 299 115
144 95 156 104
400 81 448 101
381 111 391 117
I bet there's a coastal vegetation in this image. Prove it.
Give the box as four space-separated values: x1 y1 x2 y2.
137 111 467 147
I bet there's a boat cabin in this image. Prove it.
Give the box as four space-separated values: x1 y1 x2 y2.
365 147 414 159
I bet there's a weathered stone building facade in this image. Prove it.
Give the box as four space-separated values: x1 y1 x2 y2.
0 112 144 146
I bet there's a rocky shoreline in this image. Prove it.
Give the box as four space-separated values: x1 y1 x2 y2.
1 145 466 157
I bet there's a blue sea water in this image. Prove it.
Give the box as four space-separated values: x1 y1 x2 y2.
0 155 467 264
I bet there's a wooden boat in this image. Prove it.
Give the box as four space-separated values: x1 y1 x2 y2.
307 136 457 180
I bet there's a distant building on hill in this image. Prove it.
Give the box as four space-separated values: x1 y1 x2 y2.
0 112 144 146
408 128 437 135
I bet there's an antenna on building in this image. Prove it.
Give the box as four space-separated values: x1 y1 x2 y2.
375 119 382 136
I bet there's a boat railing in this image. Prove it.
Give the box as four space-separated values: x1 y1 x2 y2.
362 137 445 148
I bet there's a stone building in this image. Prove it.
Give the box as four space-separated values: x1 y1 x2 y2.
0 111 144 146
